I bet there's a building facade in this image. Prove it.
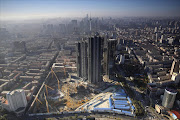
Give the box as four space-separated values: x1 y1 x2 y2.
76 39 88 80
105 39 117 77
1 89 27 115
88 36 104 83
162 88 177 109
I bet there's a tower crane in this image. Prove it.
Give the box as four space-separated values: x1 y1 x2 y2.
32 95 43 112
33 95 43 105
64 59 67 78
33 94 51 113
51 68 61 101
44 84 54 97
44 93 49 113
64 67 66 78
51 68 60 90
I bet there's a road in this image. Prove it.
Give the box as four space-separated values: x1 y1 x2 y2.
23 113 137 120
24 112 136 120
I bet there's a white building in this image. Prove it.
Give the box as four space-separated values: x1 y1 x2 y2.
1 89 27 116
171 72 180 84
119 55 125 64
162 88 177 109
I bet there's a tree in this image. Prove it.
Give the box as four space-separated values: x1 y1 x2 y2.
19 79 23 83
86 116 95 120
0 114 7 120
75 114 78 118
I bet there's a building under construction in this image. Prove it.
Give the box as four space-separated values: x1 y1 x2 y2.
28 50 94 113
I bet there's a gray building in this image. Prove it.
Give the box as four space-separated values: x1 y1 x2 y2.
88 36 104 84
162 88 177 109
76 39 88 80
76 42 81 77
105 39 117 77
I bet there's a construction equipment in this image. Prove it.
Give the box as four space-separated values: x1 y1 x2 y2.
52 69 54 79
29 72 51 113
64 66 66 78
51 68 60 90
44 84 54 97
64 83 76 109
64 59 67 78
33 95 43 105
33 94 50 113
51 68 61 101
44 93 49 113
32 95 43 112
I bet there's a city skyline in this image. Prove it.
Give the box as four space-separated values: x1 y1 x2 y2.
0 0 180 119
1 0 180 20
0 4 180 119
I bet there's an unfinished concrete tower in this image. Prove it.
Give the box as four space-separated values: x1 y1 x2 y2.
88 35 104 84
76 39 88 80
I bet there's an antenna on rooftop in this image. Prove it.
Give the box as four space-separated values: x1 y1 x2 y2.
90 13 92 37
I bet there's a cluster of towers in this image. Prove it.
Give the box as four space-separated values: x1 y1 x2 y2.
76 14 117 84
76 35 104 84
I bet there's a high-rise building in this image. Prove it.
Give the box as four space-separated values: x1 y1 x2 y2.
154 27 158 33
76 42 81 77
1 89 27 116
162 88 177 109
71 20 78 33
88 35 104 84
59 24 66 34
105 39 117 77
155 33 160 42
76 35 104 84
76 39 88 80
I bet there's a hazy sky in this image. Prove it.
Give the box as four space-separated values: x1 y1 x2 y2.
1 0 180 20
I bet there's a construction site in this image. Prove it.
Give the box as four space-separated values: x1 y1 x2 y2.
29 51 96 113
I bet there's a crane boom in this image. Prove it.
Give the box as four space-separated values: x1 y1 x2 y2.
45 84 54 90
44 84 54 97
44 93 49 113
33 95 43 104
51 68 60 90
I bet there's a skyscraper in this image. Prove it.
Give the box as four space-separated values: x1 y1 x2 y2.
88 35 104 84
76 34 104 84
76 42 81 77
76 39 88 80
105 39 117 77
162 88 177 109
1 89 27 116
